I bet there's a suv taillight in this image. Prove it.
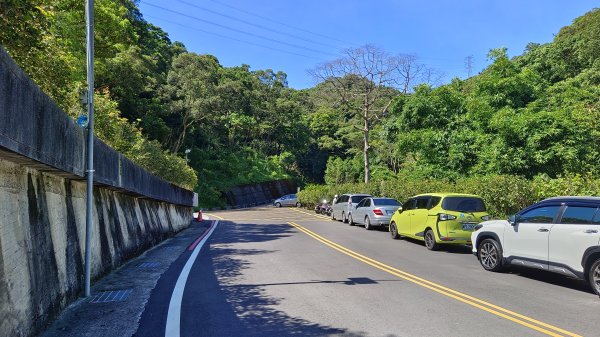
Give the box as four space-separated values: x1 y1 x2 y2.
438 213 457 221
373 209 384 216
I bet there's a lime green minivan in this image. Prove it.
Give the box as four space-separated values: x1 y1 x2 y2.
389 193 491 250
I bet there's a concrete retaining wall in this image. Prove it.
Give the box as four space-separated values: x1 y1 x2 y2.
0 46 194 207
0 158 191 337
223 179 297 207
0 46 195 336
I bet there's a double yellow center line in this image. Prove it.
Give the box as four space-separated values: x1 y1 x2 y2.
288 221 581 337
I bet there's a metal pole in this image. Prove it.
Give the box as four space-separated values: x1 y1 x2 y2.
84 0 95 297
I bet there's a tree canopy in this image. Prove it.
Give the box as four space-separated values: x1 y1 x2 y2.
2 1 599 206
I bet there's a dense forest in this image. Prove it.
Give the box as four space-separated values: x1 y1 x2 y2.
1 1 599 208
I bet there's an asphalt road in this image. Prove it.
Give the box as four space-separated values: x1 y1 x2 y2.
135 206 599 337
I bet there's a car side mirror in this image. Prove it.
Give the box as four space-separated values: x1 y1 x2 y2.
397 206 403 213
508 214 517 226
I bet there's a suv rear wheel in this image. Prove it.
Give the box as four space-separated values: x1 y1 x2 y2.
424 229 439 251
348 214 355 226
478 238 504 272
390 222 400 239
589 258 600 296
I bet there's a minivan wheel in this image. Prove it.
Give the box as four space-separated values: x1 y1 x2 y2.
296 202 301 207
589 258 600 296
390 222 400 239
331 211 336 221
478 238 504 272
364 216 371 230
424 229 439 251
348 214 355 226
275 202 281 208
342 212 347 223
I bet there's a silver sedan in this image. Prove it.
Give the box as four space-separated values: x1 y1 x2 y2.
273 194 300 207
349 197 402 230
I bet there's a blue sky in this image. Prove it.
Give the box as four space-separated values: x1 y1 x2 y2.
138 0 598 89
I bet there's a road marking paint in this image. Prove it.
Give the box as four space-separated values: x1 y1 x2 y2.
205 213 224 220
205 218 324 222
290 208 330 220
288 221 582 337
188 221 216 251
165 220 219 337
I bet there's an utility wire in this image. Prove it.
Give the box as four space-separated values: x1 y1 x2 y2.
145 15 324 61
142 1 338 57
173 0 343 50
208 0 357 46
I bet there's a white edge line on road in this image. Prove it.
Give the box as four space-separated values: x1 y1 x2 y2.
165 220 220 337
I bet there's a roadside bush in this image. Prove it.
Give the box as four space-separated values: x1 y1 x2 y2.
532 174 600 199
380 176 454 202
297 184 338 209
456 175 536 217
300 174 600 218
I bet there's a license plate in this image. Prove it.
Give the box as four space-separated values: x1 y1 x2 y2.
462 223 476 231
386 210 393 215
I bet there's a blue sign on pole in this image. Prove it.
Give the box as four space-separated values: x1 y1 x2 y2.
77 115 89 128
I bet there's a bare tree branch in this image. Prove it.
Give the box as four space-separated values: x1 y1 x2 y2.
309 45 435 183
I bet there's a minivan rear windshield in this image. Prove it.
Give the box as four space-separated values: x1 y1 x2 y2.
351 195 369 203
442 197 486 212
373 198 401 206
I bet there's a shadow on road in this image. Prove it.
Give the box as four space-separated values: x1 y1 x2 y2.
399 237 473 254
507 266 594 295
222 277 402 288
182 220 396 337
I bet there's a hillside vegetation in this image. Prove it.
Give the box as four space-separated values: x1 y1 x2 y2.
2 2 599 206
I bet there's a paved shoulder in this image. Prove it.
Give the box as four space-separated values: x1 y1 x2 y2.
40 220 210 337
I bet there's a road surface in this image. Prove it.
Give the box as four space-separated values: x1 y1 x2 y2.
135 206 599 337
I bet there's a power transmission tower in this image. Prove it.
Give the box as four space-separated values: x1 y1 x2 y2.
465 55 474 77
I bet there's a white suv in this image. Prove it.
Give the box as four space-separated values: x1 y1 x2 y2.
471 197 600 296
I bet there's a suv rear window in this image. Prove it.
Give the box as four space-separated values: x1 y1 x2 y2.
560 206 598 224
442 197 486 212
351 195 369 203
373 198 401 206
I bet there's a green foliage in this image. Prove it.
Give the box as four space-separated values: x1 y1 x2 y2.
191 147 290 208
324 156 363 185
532 174 600 200
300 173 600 218
0 0 196 191
454 175 535 217
67 89 197 189
5 3 600 209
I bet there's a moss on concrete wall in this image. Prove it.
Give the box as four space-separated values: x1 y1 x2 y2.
0 158 191 337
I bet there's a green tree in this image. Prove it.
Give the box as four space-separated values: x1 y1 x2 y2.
163 52 221 153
